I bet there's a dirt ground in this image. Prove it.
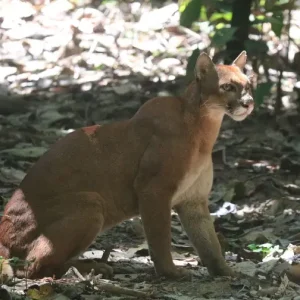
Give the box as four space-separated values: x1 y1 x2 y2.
1 1 300 299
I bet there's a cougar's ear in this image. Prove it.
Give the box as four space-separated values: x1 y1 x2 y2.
232 51 247 70
195 52 219 93
195 52 216 80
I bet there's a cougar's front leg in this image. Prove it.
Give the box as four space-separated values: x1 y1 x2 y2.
135 182 190 279
175 198 233 277
134 136 191 279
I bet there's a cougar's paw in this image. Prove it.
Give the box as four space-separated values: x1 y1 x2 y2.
211 265 235 278
220 266 235 277
157 266 192 281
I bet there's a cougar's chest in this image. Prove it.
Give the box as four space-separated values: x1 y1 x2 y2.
171 156 212 206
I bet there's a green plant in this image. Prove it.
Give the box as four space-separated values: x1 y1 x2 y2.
180 0 291 49
247 243 273 257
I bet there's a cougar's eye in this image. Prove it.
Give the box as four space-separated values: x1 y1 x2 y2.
221 83 236 92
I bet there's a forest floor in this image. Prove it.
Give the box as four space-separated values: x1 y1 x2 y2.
1 0 300 299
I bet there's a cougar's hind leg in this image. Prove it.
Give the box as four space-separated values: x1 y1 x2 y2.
22 192 112 279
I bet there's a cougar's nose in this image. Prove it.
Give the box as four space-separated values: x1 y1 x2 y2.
240 96 254 108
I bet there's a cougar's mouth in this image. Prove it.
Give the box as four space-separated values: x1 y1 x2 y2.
227 102 254 121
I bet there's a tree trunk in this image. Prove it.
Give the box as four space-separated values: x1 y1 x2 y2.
225 0 252 64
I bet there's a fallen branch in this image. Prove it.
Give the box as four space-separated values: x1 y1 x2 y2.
71 267 85 281
93 277 151 298
100 246 113 263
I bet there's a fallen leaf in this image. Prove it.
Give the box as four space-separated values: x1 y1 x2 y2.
0 167 26 184
1 145 47 158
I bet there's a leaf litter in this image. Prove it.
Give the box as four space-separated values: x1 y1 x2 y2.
1 0 300 299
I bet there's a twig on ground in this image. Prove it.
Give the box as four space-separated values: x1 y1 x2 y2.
71 267 85 281
275 67 283 114
101 246 113 263
93 277 151 298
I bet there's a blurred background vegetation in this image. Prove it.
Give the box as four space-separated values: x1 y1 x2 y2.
1 0 300 116
71 0 300 116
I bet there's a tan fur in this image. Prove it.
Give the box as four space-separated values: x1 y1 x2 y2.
0 52 254 280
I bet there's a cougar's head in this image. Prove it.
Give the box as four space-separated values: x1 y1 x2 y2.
194 51 254 121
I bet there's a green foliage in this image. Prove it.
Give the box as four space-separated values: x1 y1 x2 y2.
209 11 232 23
254 82 273 106
271 11 284 37
8 256 32 268
249 243 271 252
179 0 287 49
179 0 191 12
251 13 284 37
101 0 117 4
251 15 282 25
266 0 295 11
211 27 237 48
247 243 274 257
0 255 32 268
244 40 268 56
179 0 202 28
179 0 289 47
